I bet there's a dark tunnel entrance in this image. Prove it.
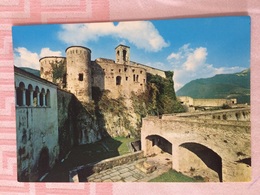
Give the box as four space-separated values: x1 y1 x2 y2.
180 142 223 182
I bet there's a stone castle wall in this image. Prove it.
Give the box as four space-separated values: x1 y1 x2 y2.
93 58 147 98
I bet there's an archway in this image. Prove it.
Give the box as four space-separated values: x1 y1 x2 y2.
146 135 172 155
179 142 222 182
38 147 49 177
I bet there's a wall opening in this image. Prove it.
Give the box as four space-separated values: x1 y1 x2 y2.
38 147 49 178
46 89 50 107
33 86 39 107
146 135 172 155
116 76 122 85
123 49 127 61
17 82 25 106
180 142 223 182
78 73 84 81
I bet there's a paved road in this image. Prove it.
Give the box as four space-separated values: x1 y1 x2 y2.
87 153 172 182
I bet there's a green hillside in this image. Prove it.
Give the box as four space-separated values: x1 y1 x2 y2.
20 67 40 77
176 69 250 104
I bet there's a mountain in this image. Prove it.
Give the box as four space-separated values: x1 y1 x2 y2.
20 67 40 77
176 69 250 104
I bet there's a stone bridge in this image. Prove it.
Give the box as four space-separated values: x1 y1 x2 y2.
141 108 251 182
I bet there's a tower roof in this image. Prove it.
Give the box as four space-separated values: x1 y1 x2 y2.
115 44 130 49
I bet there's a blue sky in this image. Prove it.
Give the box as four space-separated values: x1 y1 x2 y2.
12 16 250 90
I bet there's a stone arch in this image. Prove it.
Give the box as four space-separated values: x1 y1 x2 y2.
145 134 172 155
38 147 49 177
179 142 222 182
16 82 25 106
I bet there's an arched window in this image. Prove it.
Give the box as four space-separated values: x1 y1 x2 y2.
136 75 139 82
16 82 25 106
26 84 33 106
46 89 50 107
133 74 136 82
33 86 39 107
116 76 122 85
40 88 45 106
123 50 127 61
117 50 120 56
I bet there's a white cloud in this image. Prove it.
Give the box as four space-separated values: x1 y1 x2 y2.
39 48 62 58
58 21 169 52
167 44 246 91
14 47 62 69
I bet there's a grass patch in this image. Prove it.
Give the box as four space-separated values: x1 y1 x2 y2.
43 136 135 182
149 170 204 182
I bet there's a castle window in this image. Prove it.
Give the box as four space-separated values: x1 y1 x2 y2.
126 76 128 81
16 82 25 106
136 75 139 82
119 69 121 73
140 70 143 74
46 89 50 107
117 50 120 56
26 84 33 106
33 86 40 107
123 50 127 61
132 69 135 72
78 73 84 81
143 79 146 83
124 68 127 72
133 74 136 82
111 69 114 72
116 76 122 85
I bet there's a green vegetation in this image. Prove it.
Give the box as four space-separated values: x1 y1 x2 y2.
149 169 204 182
132 72 185 116
50 60 66 83
20 67 40 77
43 136 134 182
176 69 250 104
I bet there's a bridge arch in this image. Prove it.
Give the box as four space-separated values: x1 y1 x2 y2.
179 142 222 182
145 134 172 156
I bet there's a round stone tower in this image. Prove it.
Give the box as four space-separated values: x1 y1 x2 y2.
39 56 66 83
65 46 92 102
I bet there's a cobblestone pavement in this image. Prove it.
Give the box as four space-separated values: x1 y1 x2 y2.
87 153 172 182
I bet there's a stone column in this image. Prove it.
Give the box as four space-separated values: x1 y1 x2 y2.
42 93 46 107
29 90 33 106
37 93 40 106
171 144 180 171
22 89 26 106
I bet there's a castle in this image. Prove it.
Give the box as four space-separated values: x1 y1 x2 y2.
15 44 168 181
39 44 166 101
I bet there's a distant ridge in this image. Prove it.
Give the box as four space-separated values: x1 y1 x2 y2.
19 67 40 77
176 69 250 104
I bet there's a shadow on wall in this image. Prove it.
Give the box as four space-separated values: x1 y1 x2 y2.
180 142 223 182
